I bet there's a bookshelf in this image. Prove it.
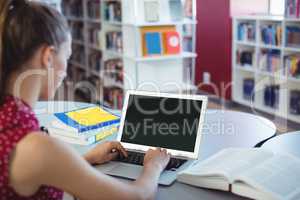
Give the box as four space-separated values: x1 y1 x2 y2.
121 0 198 95
232 15 300 123
62 0 198 109
37 0 62 11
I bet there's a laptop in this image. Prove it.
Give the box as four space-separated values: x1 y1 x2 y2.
96 90 208 186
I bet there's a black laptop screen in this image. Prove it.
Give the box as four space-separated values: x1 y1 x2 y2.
121 94 203 152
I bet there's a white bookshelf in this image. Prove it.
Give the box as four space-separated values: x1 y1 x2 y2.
62 0 197 109
232 15 300 123
121 0 197 94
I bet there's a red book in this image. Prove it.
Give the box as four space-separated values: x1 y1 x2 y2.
163 31 181 55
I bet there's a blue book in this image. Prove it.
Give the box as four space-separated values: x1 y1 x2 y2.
145 32 162 55
54 106 120 134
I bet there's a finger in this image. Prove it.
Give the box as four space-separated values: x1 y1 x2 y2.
116 143 128 157
109 142 127 157
155 147 162 152
107 152 119 161
162 149 167 154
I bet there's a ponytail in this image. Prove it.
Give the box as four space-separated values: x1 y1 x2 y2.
0 0 13 103
0 0 69 104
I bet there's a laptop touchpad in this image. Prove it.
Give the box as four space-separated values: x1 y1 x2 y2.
107 163 143 180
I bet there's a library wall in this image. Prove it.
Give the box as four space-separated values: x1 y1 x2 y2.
195 0 232 100
230 0 269 16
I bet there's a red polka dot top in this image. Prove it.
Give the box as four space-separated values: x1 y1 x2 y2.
0 95 63 200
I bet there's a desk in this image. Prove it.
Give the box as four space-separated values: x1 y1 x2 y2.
262 131 300 159
35 101 276 200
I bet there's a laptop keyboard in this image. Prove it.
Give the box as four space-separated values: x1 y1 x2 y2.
116 151 187 171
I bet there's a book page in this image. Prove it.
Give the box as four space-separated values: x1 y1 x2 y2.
182 148 273 182
235 154 300 200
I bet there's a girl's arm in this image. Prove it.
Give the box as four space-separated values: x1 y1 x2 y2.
9 132 170 200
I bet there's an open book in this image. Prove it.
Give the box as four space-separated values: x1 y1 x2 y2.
177 148 300 200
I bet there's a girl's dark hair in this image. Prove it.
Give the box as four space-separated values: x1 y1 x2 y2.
0 0 69 103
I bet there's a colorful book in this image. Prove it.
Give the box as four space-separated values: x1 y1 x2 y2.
163 31 181 54
54 106 120 133
48 106 120 145
144 32 162 56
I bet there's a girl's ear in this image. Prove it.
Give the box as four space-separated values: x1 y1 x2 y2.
41 45 55 69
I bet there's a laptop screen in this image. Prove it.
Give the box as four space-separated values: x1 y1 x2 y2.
121 94 203 152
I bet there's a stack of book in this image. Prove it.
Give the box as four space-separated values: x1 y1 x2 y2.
285 0 300 18
237 22 256 42
260 24 282 46
48 106 120 145
284 54 300 78
258 50 281 73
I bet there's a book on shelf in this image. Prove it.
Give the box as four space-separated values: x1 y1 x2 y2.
62 0 83 18
284 54 300 78
258 49 281 73
236 49 254 67
88 51 102 71
104 1 122 22
264 85 280 109
243 78 255 101
141 26 180 56
70 45 85 65
104 59 124 84
183 24 194 52
183 0 193 19
69 21 84 41
88 75 102 101
163 31 181 54
106 31 123 53
286 0 300 18
260 24 282 46
104 88 123 110
169 0 183 21
144 32 163 56
144 0 160 22
177 148 300 200
286 26 300 48
48 106 120 145
290 90 300 115
88 26 101 48
237 22 256 42
87 0 101 19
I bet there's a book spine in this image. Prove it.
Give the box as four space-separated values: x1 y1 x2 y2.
84 126 118 145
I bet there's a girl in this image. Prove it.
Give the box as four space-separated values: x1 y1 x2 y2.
0 0 170 200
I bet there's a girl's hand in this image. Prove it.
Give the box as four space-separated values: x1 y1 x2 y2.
84 141 128 165
143 148 170 172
